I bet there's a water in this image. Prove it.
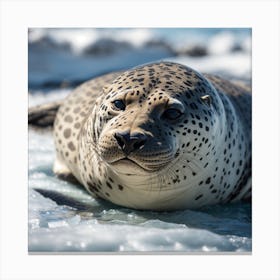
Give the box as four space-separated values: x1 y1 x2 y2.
28 28 252 252
28 28 251 88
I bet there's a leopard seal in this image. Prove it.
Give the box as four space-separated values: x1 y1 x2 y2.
52 61 251 211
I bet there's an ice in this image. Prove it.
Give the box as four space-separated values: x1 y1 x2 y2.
49 29 99 54
242 36 252 53
29 28 153 55
168 52 251 80
29 28 250 56
113 28 153 47
28 28 46 43
208 31 237 55
28 89 71 107
29 197 251 252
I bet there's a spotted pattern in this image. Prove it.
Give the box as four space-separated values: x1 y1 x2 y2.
53 62 251 210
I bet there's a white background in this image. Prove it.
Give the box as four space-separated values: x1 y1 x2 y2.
0 0 280 279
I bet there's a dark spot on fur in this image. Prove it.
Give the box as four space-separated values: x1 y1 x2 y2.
68 142 75 151
63 128 71 138
64 115 73 123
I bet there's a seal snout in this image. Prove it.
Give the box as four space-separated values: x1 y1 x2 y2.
114 131 147 155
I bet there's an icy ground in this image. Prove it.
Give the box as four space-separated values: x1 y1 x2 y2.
28 87 251 253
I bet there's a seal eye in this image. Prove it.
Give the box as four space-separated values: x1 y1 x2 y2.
162 108 183 120
112 99 126 111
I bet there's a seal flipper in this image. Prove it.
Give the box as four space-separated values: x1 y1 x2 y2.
28 100 62 127
53 156 79 184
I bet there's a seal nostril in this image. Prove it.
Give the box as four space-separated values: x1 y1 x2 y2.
114 133 125 149
133 139 146 150
114 132 147 154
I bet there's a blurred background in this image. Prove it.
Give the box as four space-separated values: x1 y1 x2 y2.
28 28 251 100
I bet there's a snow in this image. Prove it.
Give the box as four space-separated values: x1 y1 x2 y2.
168 52 251 80
208 31 237 55
29 28 153 54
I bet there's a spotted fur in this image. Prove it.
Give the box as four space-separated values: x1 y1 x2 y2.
53 62 251 210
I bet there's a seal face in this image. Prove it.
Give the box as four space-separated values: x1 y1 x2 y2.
53 62 251 210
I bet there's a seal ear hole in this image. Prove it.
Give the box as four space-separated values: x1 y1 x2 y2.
201 95 212 107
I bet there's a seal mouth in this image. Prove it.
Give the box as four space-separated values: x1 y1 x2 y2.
110 158 151 174
110 156 175 176
111 157 150 173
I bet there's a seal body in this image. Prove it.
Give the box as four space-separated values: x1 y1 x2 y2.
53 62 251 210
